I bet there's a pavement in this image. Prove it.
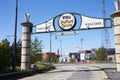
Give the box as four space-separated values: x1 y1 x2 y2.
65 65 106 80
20 63 119 80
4 63 120 80
87 63 120 80
19 64 78 80
106 68 120 80
101 65 120 80
54 63 120 80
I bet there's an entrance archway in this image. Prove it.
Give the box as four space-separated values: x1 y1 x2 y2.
21 11 120 71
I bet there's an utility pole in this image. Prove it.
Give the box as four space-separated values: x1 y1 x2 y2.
12 0 18 72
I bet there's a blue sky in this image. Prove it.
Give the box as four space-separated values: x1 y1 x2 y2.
0 0 115 54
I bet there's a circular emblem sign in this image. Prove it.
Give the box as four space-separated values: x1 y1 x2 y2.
59 13 76 30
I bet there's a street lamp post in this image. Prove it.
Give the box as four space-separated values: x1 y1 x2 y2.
80 38 83 52
49 31 52 64
60 39 62 56
12 0 18 72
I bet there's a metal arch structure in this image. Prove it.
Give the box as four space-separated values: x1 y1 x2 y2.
20 0 120 72
32 12 112 34
20 12 113 70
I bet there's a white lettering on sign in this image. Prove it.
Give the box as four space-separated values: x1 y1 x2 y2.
80 15 104 29
36 23 47 32
35 13 107 33
36 19 55 32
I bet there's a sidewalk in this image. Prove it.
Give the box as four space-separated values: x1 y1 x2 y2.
103 67 120 80
89 63 120 80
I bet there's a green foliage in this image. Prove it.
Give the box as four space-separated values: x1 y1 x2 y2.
30 54 42 64
0 39 10 72
52 56 59 63
0 62 55 80
30 38 43 63
0 38 22 73
9 39 22 66
94 47 107 61
35 62 56 70
31 37 43 54
43 54 59 63
16 39 22 66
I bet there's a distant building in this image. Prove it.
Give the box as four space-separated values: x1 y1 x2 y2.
91 48 97 55
59 53 70 63
69 52 80 62
78 49 96 63
60 48 115 63
107 48 115 61
42 52 59 61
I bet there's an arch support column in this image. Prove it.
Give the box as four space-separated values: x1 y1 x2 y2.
111 10 120 72
21 22 33 70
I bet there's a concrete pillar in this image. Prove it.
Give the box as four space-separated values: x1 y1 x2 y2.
111 10 120 72
21 22 33 70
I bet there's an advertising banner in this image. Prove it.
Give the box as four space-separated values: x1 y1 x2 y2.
36 23 47 32
80 15 104 29
36 19 55 32
35 12 111 33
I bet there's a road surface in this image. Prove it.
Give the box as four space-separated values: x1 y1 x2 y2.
19 64 109 80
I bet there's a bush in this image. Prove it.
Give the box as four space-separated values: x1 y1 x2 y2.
0 40 10 73
94 47 107 61
0 62 56 80
35 62 56 71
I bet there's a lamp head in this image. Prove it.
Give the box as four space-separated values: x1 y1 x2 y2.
113 0 120 11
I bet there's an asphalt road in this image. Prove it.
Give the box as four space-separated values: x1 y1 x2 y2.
19 63 108 80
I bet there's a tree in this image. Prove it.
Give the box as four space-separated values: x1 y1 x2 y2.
30 38 43 63
94 47 107 61
9 39 22 66
0 39 10 72
0 38 22 73
31 38 43 54
16 39 22 66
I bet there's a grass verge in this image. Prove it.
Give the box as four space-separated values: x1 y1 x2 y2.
0 63 55 80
